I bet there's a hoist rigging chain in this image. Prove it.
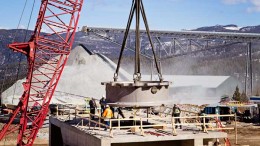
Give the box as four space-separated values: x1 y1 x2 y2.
89 31 153 60
114 0 163 82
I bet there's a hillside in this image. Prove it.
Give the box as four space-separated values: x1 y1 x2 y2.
1 24 260 95
194 24 260 33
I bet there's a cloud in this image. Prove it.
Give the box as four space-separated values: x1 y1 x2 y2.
18 25 26 29
222 0 260 12
222 0 247 5
41 26 55 33
247 0 260 12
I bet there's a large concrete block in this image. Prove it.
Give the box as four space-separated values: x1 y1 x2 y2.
102 81 171 107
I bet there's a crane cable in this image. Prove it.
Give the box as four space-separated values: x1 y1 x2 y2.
12 0 36 104
0 0 29 96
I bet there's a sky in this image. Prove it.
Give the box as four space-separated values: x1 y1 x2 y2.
0 0 260 31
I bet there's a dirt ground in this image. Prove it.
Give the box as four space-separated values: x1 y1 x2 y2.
0 123 48 146
227 122 260 146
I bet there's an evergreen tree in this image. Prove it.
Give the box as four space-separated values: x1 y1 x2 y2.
232 86 241 101
240 91 249 102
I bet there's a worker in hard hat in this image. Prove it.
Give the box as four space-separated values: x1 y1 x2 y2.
102 105 113 131
99 95 106 116
172 104 182 129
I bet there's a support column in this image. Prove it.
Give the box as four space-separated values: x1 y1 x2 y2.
194 138 203 146
245 43 249 95
249 42 253 95
50 123 63 146
245 42 253 96
173 38 176 55
189 39 192 52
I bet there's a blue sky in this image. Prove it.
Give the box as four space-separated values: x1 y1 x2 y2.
0 0 260 31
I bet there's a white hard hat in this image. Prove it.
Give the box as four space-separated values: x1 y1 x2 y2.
102 95 105 98
106 105 109 108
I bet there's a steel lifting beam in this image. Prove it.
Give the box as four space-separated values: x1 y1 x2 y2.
0 0 83 145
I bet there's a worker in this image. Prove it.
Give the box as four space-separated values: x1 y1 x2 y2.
89 98 97 120
172 104 182 129
99 95 106 116
200 109 209 131
159 104 166 117
84 97 89 111
117 107 125 119
102 105 113 131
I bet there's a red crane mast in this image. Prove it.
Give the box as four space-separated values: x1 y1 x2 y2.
0 0 83 145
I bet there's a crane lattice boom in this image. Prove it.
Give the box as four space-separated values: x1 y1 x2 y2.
0 0 83 145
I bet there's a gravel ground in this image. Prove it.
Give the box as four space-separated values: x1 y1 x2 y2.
227 122 260 146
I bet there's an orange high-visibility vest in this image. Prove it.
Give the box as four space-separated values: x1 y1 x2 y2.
103 108 113 119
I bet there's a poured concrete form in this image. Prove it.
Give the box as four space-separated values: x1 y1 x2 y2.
102 81 171 107
50 117 228 146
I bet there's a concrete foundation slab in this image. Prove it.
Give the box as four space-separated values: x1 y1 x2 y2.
50 117 228 146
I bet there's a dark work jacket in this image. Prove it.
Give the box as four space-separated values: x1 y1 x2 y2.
89 100 97 109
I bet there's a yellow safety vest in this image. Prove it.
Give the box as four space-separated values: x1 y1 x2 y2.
103 108 113 119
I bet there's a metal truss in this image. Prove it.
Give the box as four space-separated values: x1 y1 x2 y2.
84 27 257 60
0 0 83 145
85 27 260 42
83 26 258 96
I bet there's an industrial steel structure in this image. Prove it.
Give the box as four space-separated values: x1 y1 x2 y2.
86 27 260 41
84 27 259 96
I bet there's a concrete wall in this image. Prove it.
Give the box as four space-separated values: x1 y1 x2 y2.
50 123 63 146
50 118 111 146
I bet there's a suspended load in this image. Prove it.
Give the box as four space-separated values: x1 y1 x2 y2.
102 0 170 107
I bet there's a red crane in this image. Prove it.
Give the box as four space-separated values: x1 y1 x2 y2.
0 0 83 145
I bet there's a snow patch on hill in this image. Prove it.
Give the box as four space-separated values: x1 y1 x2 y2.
224 26 242 31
